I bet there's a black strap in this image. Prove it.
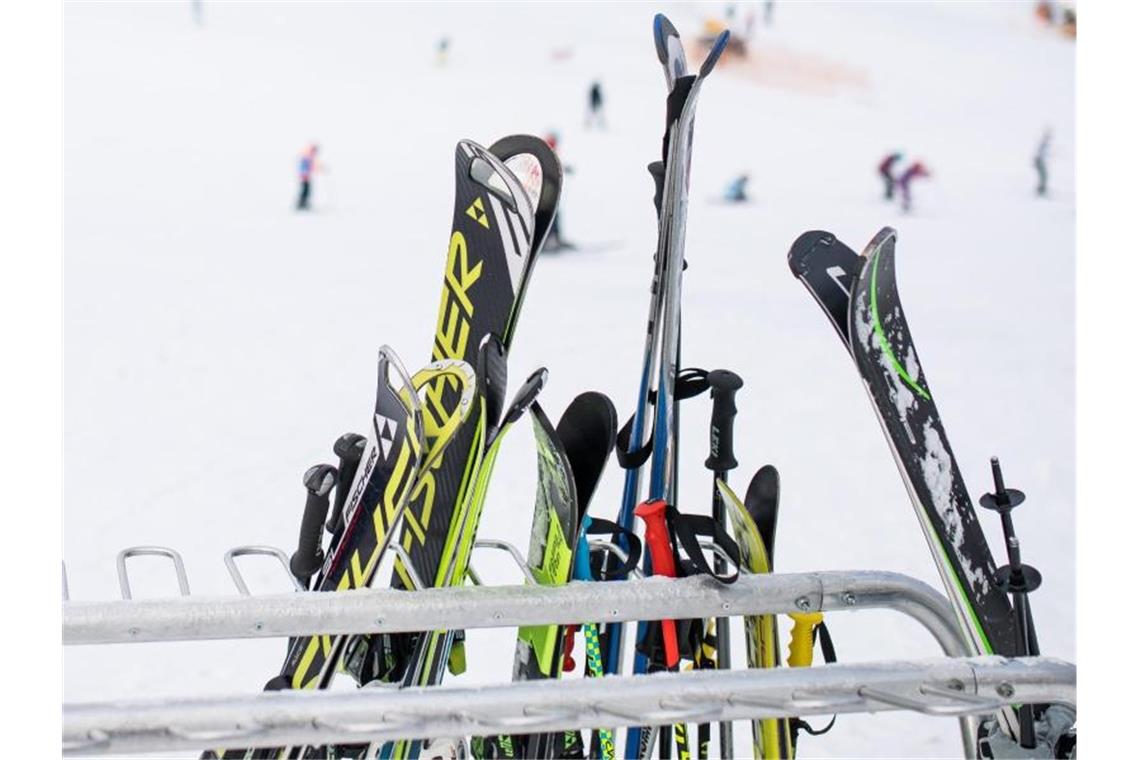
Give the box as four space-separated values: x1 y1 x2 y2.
615 368 710 469
585 517 642 580
667 504 739 584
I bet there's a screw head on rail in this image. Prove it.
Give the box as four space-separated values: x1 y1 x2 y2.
996 683 1015 698
795 596 812 611
842 592 856 606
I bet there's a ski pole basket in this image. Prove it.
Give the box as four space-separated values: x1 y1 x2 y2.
63 540 1075 758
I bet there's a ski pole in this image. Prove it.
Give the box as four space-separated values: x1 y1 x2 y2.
326 432 366 534
574 515 615 760
704 369 742 760
288 464 338 587
634 499 688 760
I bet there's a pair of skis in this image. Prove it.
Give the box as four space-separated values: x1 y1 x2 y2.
599 18 730 760
789 227 1026 745
212 134 563 760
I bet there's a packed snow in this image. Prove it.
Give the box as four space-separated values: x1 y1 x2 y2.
64 2 1075 757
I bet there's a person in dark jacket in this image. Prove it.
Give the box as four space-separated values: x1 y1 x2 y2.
878 152 903 200
585 81 605 129
1034 129 1052 197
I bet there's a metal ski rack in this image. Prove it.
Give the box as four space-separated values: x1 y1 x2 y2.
63 540 1077 758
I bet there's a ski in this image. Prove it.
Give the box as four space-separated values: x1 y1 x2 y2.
719 468 794 760
367 135 560 760
205 349 476 760
847 228 1019 655
473 391 618 760
790 227 1022 742
616 18 730 759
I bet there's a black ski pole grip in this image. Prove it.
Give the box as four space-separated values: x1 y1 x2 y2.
290 463 338 585
705 369 743 471
327 433 366 532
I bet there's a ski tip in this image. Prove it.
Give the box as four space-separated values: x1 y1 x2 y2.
653 13 680 62
860 226 898 260
787 230 838 275
748 464 781 507
699 29 731 77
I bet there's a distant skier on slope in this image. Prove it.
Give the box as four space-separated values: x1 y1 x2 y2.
436 36 450 66
722 174 750 203
542 133 574 252
878 152 903 200
897 161 930 213
296 143 322 211
1034 128 1052 197
585 81 605 129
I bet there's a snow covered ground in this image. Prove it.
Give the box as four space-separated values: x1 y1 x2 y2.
64 2 1074 757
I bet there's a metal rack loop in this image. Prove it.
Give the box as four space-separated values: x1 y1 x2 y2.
224 545 304 595
116 546 191 600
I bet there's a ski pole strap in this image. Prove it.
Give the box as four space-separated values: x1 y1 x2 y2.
790 621 839 740
615 368 710 469
585 517 642 579
667 504 740 584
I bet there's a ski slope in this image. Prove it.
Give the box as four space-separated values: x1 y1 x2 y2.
63 3 1075 757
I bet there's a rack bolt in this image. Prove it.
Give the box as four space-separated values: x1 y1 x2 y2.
128 627 139 637
842 592 856 606
996 683 1015 698
722 602 731 611
253 622 263 632
795 596 812 611
946 679 965 692
375 616 384 626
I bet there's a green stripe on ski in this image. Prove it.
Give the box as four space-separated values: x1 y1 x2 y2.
870 246 931 401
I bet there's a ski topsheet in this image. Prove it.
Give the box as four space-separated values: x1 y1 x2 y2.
209 350 475 760
847 229 1018 656
719 471 794 760
789 227 1019 660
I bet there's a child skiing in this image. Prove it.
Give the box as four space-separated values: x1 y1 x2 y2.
296 143 321 211
877 152 903 200
896 160 929 213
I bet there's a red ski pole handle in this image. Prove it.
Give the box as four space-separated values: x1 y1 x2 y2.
635 499 680 668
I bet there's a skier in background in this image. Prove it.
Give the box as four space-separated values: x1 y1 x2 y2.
436 36 450 66
542 132 574 251
296 144 321 211
1034 128 1052 197
723 174 750 203
585 81 605 129
764 0 775 26
878 152 904 200
897 161 930 213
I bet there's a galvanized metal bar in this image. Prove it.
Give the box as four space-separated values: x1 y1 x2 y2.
62 656 1075 757
64 571 965 657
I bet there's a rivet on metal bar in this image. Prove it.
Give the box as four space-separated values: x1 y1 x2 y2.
116 546 191 600
858 684 1006 717
387 543 426 591
165 724 265 742
63 561 70 602
588 539 645 578
224 545 304 595
473 539 537 585
62 729 110 753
